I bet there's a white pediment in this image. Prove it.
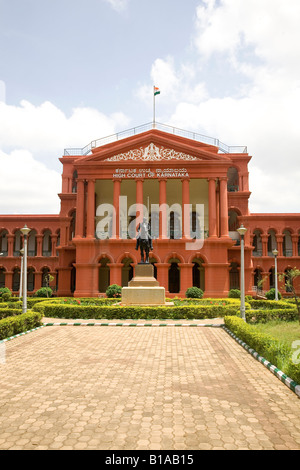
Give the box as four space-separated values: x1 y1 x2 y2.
104 143 199 162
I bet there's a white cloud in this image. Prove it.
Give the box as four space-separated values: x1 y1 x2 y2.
103 0 129 13
137 0 300 213
0 81 5 103
0 99 130 213
0 100 129 167
0 149 61 214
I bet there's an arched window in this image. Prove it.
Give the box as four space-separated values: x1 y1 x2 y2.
28 230 37 257
227 167 239 192
42 230 52 257
13 230 22 256
72 171 78 193
69 211 76 241
283 230 293 257
228 210 239 232
0 230 8 256
253 230 263 257
56 230 60 256
267 230 277 256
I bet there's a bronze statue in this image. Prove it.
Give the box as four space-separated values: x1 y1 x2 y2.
135 218 153 264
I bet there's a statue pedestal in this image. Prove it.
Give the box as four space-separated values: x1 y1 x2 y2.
122 264 166 306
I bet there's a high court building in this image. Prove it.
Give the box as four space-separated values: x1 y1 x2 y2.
0 122 300 298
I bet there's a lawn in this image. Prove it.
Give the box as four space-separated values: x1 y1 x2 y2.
253 320 300 345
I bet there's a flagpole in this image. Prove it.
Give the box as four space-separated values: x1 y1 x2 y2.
153 86 155 128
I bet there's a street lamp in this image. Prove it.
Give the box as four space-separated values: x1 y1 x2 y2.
272 248 279 301
20 225 31 313
19 248 24 300
237 224 247 321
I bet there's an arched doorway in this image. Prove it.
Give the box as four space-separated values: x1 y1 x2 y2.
168 261 180 293
27 268 35 292
269 267 275 289
254 268 262 289
0 268 5 288
192 258 205 291
122 258 134 287
99 258 110 293
12 267 20 292
70 264 76 293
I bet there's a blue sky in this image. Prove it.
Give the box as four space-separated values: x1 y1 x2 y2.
0 0 300 214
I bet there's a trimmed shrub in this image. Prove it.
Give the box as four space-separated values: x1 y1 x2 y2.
228 289 241 298
33 300 241 320
248 299 292 310
0 288 12 300
265 288 282 300
245 308 298 324
185 287 204 299
0 311 43 340
35 287 53 298
0 308 22 320
106 284 122 299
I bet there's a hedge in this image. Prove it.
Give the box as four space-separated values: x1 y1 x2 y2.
247 299 293 310
245 308 298 324
224 316 300 385
0 311 43 340
0 308 23 320
33 301 242 320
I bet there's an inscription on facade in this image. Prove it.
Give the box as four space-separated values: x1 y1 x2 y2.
112 168 190 179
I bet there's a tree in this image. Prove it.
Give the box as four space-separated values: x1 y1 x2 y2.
279 268 300 324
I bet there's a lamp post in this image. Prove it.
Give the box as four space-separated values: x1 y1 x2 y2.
237 224 247 321
19 248 24 300
20 225 30 313
272 248 279 301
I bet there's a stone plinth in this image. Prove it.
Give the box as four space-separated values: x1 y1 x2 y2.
122 263 166 306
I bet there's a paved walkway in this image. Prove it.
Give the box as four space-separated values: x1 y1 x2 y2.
0 324 299 450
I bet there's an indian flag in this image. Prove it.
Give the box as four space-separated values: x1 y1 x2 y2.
154 86 160 96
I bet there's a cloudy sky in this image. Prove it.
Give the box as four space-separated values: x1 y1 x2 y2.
0 0 299 214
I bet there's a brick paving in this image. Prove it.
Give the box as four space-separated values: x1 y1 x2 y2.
0 325 299 450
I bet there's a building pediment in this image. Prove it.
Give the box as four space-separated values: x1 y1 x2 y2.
103 142 200 163
78 129 229 166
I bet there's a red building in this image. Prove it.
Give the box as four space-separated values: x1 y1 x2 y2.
1 123 300 298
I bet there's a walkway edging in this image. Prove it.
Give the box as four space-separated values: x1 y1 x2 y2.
43 322 223 327
0 326 46 344
222 326 300 399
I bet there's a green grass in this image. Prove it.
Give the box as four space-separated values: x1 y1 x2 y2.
253 321 300 346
